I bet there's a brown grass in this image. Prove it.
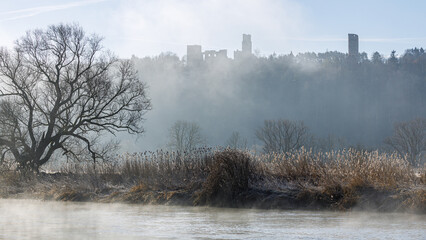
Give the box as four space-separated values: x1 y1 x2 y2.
194 150 252 206
260 148 416 189
0 148 424 212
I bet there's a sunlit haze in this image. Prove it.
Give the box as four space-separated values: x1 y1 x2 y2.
1 0 426 58
0 2 425 238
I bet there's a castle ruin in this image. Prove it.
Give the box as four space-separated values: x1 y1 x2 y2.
187 45 203 66
187 33 360 65
186 34 252 65
234 34 252 60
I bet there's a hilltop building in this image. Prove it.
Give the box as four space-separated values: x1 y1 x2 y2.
187 45 203 66
187 33 361 64
242 34 252 55
348 33 359 57
204 49 228 62
234 34 252 60
186 34 253 65
186 45 228 65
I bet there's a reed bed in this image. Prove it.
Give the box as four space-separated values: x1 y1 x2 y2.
2 148 424 211
39 147 422 190
260 148 419 189
41 148 217 189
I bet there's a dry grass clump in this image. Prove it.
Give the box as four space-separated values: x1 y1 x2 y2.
327 150 415 190
400 188 426 211
260 148 416 190
39 148 215 189
258 148 324 183
55 187 91 201
194 150 252 206
255 148 423 210
118 149 214 189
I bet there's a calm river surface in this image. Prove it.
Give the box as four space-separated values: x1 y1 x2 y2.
0 199 424 239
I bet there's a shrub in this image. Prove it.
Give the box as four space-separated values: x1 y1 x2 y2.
195 149 252 206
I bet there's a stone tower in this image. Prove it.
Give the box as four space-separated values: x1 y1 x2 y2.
242 34 252 56
187 45 202 66
348 33 359 57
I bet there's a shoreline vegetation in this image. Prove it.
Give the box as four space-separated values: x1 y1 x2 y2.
0 148 424 213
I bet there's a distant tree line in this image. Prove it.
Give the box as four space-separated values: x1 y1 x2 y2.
168 117 425 167
133 47 425 152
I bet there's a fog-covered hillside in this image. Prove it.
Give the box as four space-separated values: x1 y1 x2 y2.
129 49 426 151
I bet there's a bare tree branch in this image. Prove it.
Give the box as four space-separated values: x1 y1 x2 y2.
384 118 426 166
0 24 151 172
256 119 310 153
168 120 205 153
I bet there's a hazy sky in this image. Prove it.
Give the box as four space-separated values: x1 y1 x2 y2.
1 0 426 59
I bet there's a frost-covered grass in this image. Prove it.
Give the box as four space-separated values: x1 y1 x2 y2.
1 148 424 212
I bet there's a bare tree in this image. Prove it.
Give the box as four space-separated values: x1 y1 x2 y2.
256 119 310 153
168 120 205 153
384 118 426 165
225 131 248 150
311 134 346 153
0 24 151 172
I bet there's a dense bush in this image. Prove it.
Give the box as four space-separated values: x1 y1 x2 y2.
194 150 252 206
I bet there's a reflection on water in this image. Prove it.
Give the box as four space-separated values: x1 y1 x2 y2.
0 199 424 239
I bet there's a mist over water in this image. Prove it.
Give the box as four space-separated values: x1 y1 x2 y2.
0 1 425 239
0 199 424 239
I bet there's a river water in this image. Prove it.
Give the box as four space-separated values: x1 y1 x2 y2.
0 199 424 239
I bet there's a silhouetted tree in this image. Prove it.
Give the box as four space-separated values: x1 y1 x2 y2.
0 24 151 171
384 118 426 166
372 52 383 64
256 119 310 153
387 50 399 67
312 134 346 153
168 120 205 152
225 131 248 150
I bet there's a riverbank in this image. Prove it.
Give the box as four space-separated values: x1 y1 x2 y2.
0 149 424 213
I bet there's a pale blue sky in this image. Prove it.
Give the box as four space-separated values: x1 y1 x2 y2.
1 0 425 59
